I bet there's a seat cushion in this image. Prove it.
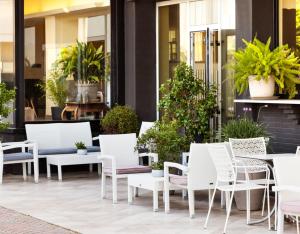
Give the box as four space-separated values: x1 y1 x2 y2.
169 174 187 186
37 146 100 155
281 200 300 214
4 152 33 162
104 165 151 175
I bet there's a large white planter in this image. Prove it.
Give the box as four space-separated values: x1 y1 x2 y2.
248 75 275 98
152 170 164 177
76 83 100 101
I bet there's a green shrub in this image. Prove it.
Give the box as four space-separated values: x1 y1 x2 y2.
102 106 138 134
0 83 15 131
222 118 268 141
137 121 189 165
159 63 218 142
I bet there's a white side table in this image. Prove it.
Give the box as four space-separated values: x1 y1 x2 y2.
128 173 177 212
46 152 102 181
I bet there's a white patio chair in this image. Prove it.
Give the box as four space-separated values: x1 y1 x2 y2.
164 143 217 218
0 141 39 183
273 157 300 234
204 144 271 234
229 137 273 215
98 133 158 203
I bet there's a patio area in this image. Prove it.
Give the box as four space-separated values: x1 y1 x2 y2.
0 173 296 234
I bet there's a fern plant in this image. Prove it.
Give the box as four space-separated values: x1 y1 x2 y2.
228 37 300 98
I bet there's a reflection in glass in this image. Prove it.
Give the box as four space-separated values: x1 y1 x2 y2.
24 1 110 121
0 0 15 126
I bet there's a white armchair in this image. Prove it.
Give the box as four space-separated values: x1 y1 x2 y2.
273 157 300 234
0 141 39 183
98 133 158 203
164 143 217 218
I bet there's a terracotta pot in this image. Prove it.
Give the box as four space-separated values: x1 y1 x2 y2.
248 75 275 98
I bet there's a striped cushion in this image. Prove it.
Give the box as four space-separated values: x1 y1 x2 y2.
104 166 151 175
169 174 187 186
281 201 300 214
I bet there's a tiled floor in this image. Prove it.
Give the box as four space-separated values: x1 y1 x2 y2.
0 172 296 234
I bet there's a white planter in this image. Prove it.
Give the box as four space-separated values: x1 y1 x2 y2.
152 169 164 177
76 83 100 101
77 149 87 155
248 75 275 98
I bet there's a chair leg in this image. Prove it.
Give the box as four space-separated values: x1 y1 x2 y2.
164 180 170 213
261 188 266 216
0 162 4 184
33 160 39 183
223 190 235 234
277 208 284 234
27 162 32 175
246 190 251 224
274 191 278 230
267 186 271 230
188 189 195 218
101 173 106 199
221 191 225 208
89 164 93 173
22 163 27 181
296 216 299 234
112 176 117 204
204 187 217 229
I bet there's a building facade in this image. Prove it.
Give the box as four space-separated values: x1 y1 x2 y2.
2 0 300 152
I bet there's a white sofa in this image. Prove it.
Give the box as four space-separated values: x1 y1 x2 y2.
25 122 100 173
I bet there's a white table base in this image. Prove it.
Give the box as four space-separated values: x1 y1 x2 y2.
46 152 102 181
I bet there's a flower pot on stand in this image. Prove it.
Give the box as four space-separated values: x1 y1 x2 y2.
248 75 275 99
152 169 164 177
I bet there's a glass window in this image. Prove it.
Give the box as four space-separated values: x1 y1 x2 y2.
24 1 111 121
0 0 15 126
280 0 299 54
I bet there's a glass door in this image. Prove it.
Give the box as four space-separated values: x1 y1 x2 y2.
190 28 221 136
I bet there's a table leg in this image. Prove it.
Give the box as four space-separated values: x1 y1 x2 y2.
153 186 159 212
58 165 62 181
89 164 93 173
47 163 51 179
128 185 133 204
97 164 102 176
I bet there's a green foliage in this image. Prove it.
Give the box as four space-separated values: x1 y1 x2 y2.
151 161 164 170
57 41 105 83
42 63 67 108
75 141 87 149
137 121 189 165
0 83 15 131
221 118 268 141
228 37 300 98
102 106 138 134
159 63 218 142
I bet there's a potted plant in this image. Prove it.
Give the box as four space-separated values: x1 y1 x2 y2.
151 161 164 177
159 63 218 143
43 64 67 120
228 37 300 99
137 121 189 177
75 142 87 155
57 41 105 101
101 105 138 134
222 118 268 211
0 82 15 133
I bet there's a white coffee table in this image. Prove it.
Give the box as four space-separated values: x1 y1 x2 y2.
128 173 177 212
46 152 102 181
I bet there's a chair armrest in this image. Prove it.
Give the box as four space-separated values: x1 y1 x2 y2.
272 185 300 193
164 162 188 173
138 152 158 163
92 136 99 141
98 154 117 174
182 152 189 166
2 142 37 151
